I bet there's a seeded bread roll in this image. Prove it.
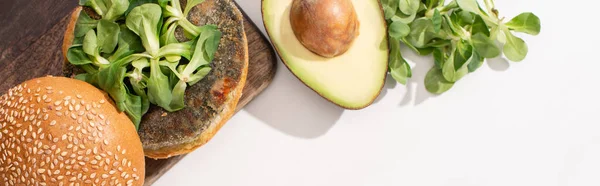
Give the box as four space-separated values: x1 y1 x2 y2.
0 76 145 185
62 0 249 159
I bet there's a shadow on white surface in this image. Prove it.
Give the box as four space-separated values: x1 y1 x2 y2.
487 57 510 71
243 60 344 138
388 45 437 106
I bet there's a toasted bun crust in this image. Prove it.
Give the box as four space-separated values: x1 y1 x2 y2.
62 6 82 60
0 76 145 185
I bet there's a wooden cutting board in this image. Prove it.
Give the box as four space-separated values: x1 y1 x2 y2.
0 0 277 185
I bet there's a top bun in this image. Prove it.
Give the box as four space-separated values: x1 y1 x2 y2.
0 76 145 185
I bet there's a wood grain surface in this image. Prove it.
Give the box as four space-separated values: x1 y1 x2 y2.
0 1 277 185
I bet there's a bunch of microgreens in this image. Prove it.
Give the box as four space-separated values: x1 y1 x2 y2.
382 0 541 94
66 0 221 128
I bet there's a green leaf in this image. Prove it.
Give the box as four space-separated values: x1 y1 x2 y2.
389 21 410 40
67 47 94 65
125 0 157 16
432 9 442 33
72 36 85 46
456 0 481 14
126 4 162 56
80 0 108 16
425 67 455 94
453 40 473 70
184 0 205 15
424 39 451 48
381 0 398 20
169 80 187 111
104 0 129 21
129 58 151 115
157 42 194 59
160 22 179 46
443 14 461 36
158 0 171 8
181 26 221 78
406 18 435 48
426 0 441 9
121 90 144 129
458 11 475 25
442 43 473 82
83 30 98 56
147 58 174 110
471 33 500 58
91 61 144 127
187 67 211 85
503 31 528 62
391 8 417 24
432 48 446 69
505 12 541 35
97 20 120 54
467 52 484 72
108 25 145 62
80 64 99 74
471 15 490 36
399 0 420 16
74 11 99 37
75 73 92 82
388 38 411 85
203 27 221 61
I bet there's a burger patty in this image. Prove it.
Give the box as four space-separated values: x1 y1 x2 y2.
63 0 248 158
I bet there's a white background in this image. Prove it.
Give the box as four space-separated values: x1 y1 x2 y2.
156 0 600 185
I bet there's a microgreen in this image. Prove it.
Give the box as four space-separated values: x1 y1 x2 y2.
68 0 221 128
383 0 541 94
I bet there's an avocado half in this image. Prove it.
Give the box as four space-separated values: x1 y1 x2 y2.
262 0 389 109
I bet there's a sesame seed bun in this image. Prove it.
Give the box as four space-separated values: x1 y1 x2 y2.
0 76 145 185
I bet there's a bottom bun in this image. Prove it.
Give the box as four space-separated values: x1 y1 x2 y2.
61 0 249 159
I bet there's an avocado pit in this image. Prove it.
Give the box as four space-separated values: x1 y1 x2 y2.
290 0 360 58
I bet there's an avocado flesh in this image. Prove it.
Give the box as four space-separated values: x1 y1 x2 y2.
262 0 388 109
